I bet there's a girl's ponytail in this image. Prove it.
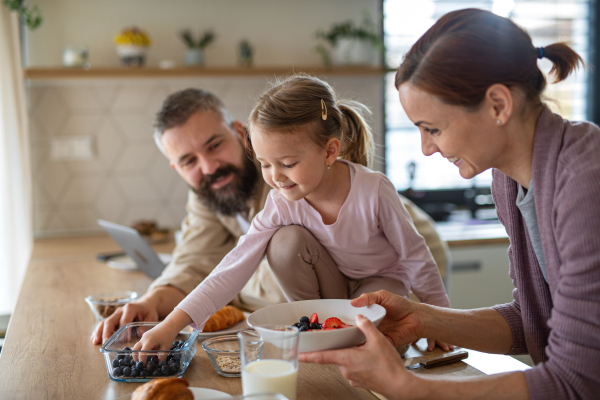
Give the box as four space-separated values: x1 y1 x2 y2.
337 100 373 168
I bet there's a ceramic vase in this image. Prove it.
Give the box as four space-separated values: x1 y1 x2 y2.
331 38 377 66
184 49 205 66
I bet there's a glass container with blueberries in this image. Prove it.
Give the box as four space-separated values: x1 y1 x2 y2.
100 322 199 382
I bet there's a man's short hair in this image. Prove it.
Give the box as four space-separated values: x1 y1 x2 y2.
153 88 235 156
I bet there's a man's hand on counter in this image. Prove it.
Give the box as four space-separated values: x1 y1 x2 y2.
91 285 186 345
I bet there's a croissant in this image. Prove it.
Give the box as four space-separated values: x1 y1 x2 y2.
131 377 193 400
202 305 245 333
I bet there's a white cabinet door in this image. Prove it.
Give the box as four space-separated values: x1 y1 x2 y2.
449 244 514 309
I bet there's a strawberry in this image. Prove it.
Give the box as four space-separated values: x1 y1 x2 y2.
309 313 319 325
322 317 345 329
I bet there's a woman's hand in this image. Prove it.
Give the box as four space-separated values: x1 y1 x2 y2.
426 339 454 352
351 290 424 347
299 314 425 400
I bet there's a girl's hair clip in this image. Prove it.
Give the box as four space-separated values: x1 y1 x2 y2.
321 99 327 121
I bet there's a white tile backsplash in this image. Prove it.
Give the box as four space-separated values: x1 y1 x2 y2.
29 76 384 236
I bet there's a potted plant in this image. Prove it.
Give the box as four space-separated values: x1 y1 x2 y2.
315 13 383 67
114 27 151 67
179 29 215 66
3 0 42 30
238 39 254 68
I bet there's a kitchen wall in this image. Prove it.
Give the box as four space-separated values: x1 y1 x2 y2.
26 1 385 236
26 0 381 67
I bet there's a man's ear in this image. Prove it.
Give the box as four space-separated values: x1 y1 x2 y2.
486 84 513 124
232 121 247 143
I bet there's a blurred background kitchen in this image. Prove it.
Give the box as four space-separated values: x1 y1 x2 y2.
1 0 598 362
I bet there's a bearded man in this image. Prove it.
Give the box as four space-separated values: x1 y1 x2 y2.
91 88 448 344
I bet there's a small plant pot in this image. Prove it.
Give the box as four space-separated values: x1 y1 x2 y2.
184 49 205 66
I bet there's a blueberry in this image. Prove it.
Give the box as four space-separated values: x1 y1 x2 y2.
129 359 136 367
299 324 309 332
117 354 125 360
140 369 148 378
158 360 166 367
170 364 179 373
300 316 309 324
152 356 159 364
136 361 144 371
309 323 319 329
179 340 186 347
112 359 120 368
146 355 152 362
122 367 131 376
146 362 155 372
113 367 122 376
317 323 322 329
293 322 301 328
161 365 170 375
153 370 161 377
123 346 131 351
130 369 138 377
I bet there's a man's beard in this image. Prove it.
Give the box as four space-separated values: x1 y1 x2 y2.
192 155 259 216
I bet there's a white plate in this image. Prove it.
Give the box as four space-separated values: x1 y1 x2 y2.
247 299 386 353
190 387 233 399
196 312 250 339
108 253 172 271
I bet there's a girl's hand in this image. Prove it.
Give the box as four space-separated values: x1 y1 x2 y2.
132 322 178 360
299 314 425 400
351 290 424 347
131 308 193 361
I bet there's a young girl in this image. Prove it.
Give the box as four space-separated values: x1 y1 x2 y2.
133 75 451 353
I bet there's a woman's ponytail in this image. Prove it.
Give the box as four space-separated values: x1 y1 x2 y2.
337 100 374 168
542 42 584 84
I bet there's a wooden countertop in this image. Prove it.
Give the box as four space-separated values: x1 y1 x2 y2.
0 235 527 400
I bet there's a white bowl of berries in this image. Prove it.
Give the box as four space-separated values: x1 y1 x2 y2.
247 299 386 352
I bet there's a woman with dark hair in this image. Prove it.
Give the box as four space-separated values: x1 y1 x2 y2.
300 8 600 400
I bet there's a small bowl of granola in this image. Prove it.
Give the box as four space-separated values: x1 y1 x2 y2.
201 335 241 377
85 291 138 321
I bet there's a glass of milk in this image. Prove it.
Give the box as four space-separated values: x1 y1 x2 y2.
238 326 300 400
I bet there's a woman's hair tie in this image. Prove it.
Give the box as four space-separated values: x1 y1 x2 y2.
537 47 545 59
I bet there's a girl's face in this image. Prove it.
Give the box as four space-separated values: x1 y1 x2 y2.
251 126 329 202
398 82 507 180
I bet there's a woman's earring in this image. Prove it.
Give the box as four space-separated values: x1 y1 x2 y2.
327 164 331 170
497 119 502 125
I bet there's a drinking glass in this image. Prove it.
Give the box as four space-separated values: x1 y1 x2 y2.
238 326 299 400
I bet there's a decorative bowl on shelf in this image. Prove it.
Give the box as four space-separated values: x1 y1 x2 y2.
114 27 151 67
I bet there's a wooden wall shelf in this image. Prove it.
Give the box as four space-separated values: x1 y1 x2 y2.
23 66 393 80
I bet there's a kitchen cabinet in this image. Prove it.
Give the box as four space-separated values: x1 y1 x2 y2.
448 243 514 309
